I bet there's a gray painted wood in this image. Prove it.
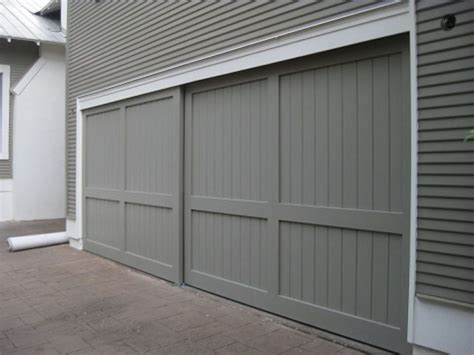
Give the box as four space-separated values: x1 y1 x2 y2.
66 0 399 218
83 89 183 284
184 36 410 353
416 0 474 305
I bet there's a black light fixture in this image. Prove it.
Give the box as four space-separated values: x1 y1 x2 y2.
441 14 456 31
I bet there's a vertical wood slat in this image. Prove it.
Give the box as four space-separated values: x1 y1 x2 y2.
302 224 315 304
357 59 373 210
314 226 329 307
290 223 303 300
372 233 389 323
268 74 280 296
373 56 390 212
315 68 329 207
302 72 316 206
328 66 343 208
356 231 373 318
328 227 342 310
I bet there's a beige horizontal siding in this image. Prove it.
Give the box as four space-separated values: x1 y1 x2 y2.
416 0 474 305
66 0 394 218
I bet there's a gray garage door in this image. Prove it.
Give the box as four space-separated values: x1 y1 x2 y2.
83 88 183 283
184 36 410 352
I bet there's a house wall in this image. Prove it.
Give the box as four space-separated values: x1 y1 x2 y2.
66 0 401 219
412 1 474 354
415 0 474 306
0 40 39 221
11 44 66 221
0 39 39 179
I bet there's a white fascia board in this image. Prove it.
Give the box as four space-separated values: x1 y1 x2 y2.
0 64 10 160
78 3 410 110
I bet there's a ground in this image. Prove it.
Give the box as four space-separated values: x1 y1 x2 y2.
0 220 390 355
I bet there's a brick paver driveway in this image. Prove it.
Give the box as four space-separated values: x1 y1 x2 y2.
0 220 389 355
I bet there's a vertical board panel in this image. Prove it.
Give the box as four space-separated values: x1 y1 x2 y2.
86 198 120 248
279 56 403 212
85 109 122 190
279 222 403 325
191 211 267 290
191 80 267 201
125 204 173 265
125 97 174 194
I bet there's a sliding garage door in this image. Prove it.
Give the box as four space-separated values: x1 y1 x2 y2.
83 88 183 283
184 36 410 352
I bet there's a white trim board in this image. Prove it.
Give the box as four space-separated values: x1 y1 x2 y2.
0 64 11 160
12 58 46 96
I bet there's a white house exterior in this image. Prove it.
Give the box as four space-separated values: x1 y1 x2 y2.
0 0 66 221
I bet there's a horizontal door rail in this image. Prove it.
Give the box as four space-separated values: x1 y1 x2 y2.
85 188 175 209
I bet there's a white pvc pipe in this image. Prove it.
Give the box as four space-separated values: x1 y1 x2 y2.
7 232 69 252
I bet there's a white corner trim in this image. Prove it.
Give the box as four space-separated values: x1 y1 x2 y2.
78 3 410 110
407 0 419 344
0 64 10 160
11 58 47 96
72 97 83 244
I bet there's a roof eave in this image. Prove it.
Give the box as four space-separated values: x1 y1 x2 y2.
0 35 66 45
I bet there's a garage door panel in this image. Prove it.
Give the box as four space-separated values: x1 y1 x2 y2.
279 55 405 213
125 97 175 194
279 222 403 327
190 211 268 291
186 265 402 352
125 203 173 266
85 109 122 190
85 198 121 248
191 80 268 201
185 37 409 352
84 89 182 284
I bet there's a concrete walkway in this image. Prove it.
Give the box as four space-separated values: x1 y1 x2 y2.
0 220 389 354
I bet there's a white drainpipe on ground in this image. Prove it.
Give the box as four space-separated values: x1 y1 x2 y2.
7 232 69 252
